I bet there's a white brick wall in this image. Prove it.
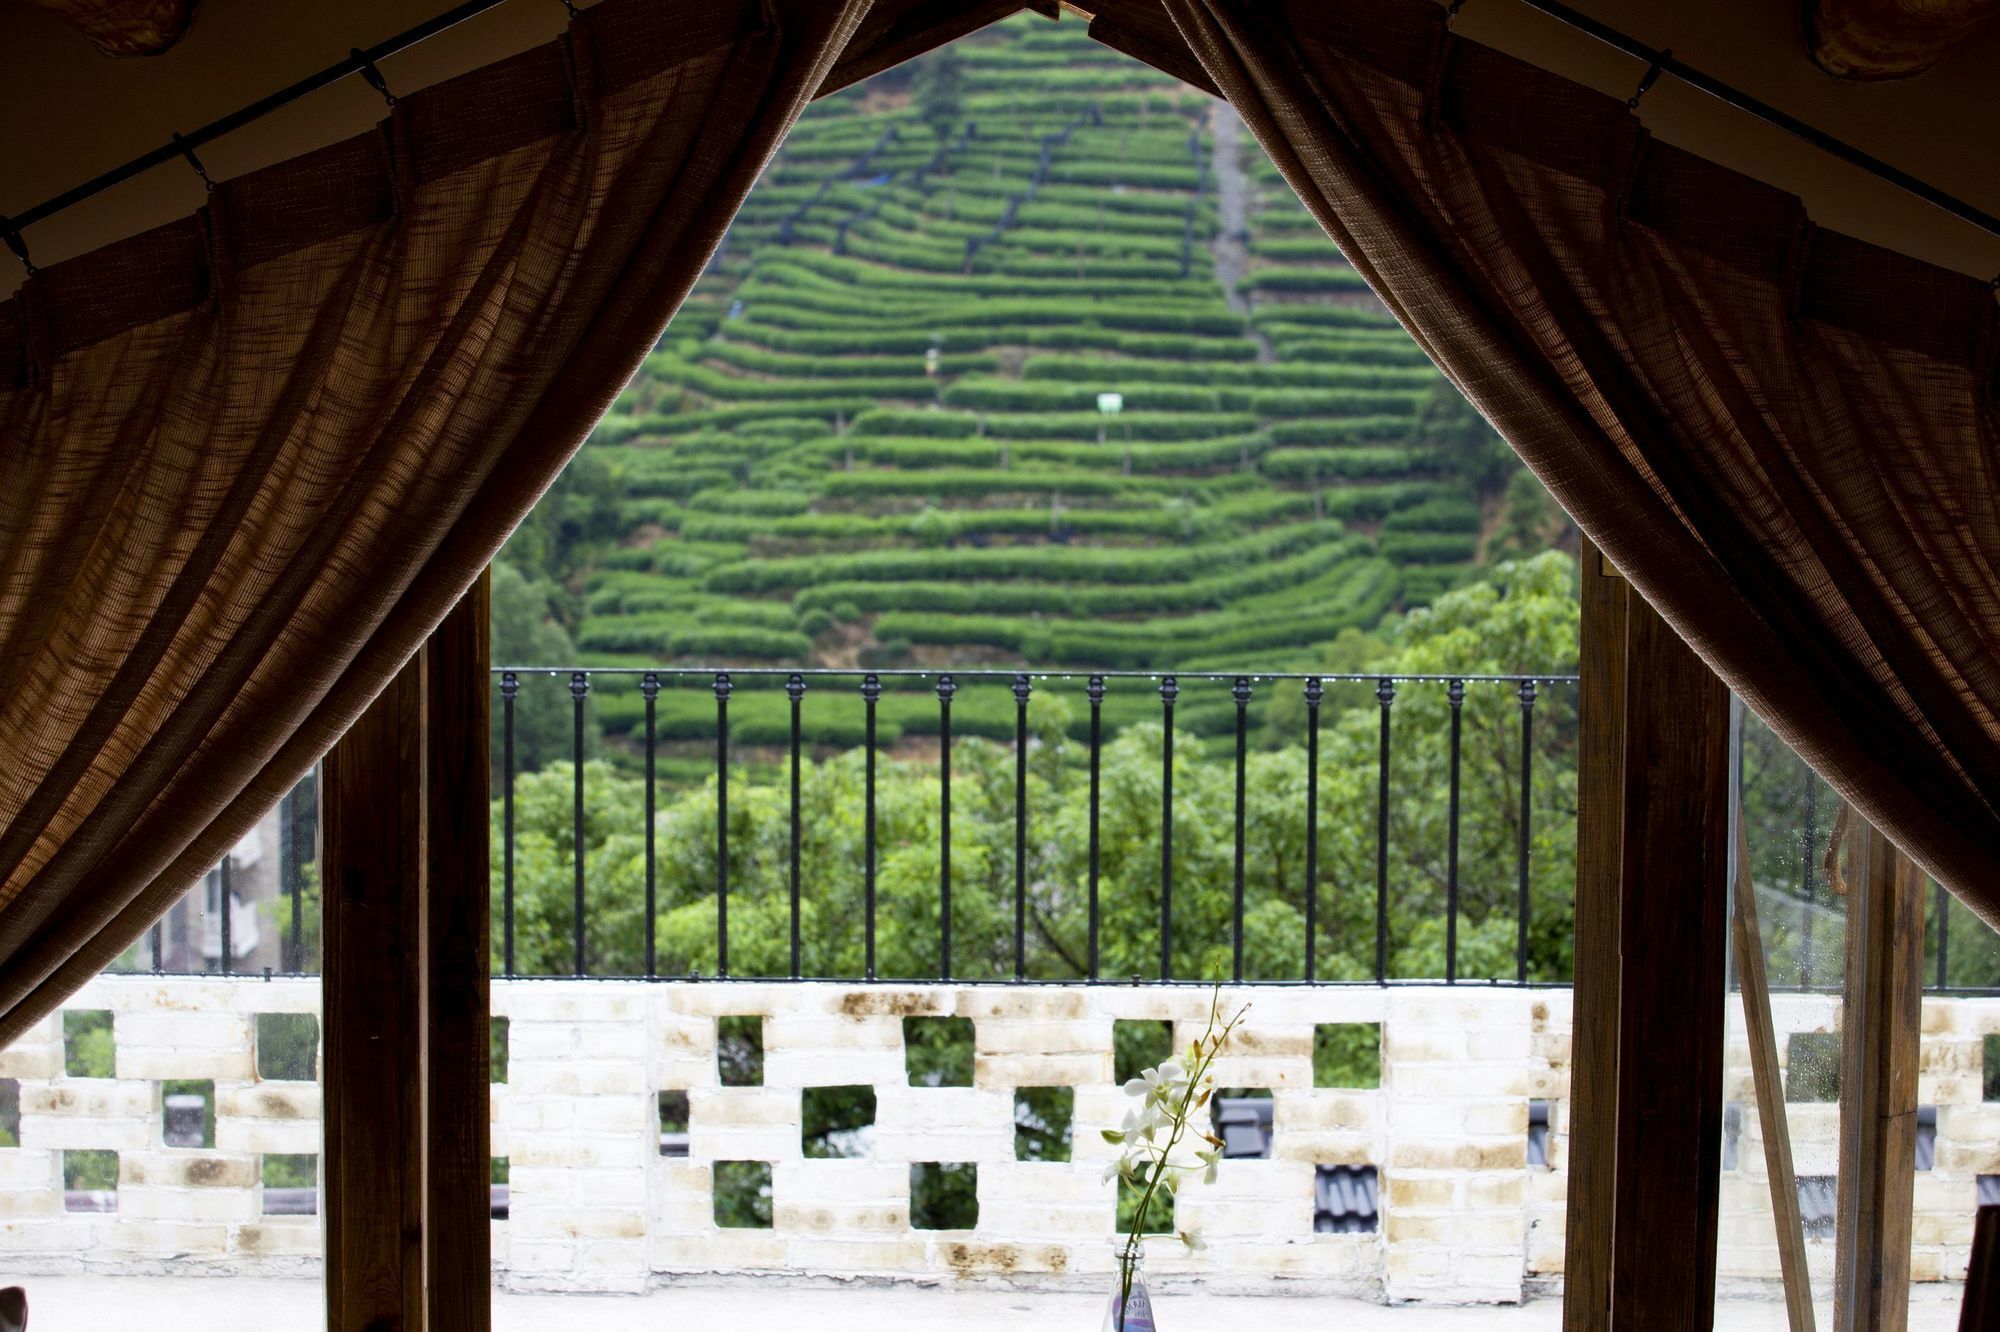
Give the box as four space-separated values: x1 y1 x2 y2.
0 976 1991 1303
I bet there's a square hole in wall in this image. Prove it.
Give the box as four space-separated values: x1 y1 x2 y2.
718 1016 764 1088
1116 1173 1174 1235
63 1150 118 1212
1528 1099 1552 1168
1313 1023 1381 1089
1113 1019 1174 1086
261 1154 317 1216
1797 1175 1837 1239
803 1086 877 1159
161 1079 215 1149
1985 1034 1998 1102
492 1157 510 1219
63 1010 113 1078
904 1016 974 1087
0 1078 18 1148
1313 1163 1379 1233
490 1017 510 1086
910 1162 978 1230
255 1012 319 1082
1722 1102 1742 1172
1786 1032 1842 1103
659 1091 691 1158
1211 1087 1273 1159
714 1160 773 1229
1980 1175 2000 1207
1014 1087 1074 1163
1916 1106 1937 1171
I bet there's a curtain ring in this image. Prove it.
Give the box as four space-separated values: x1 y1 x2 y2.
351 50 398 106
559 0 579 16
1627 49 1671 109
171 132 216 193
1445 0 1470 28
0 219 33 278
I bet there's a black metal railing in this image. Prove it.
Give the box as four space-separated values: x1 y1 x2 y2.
492 666 1579 988
109 665 2000 995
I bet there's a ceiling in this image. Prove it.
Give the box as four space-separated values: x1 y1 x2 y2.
3 0 1998 288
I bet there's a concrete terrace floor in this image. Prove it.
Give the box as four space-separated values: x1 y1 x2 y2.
1 1279 1971 1331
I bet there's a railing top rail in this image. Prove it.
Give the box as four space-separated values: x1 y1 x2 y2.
490 665 1581 684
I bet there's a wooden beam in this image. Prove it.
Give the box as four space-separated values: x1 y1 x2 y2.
323 638 426 1330
323 571 492 1332
424 571 492 1330
1835 817 1925 1332
1563 537 1627 1332
1608 588 1733 1331
1733 814 1817 1332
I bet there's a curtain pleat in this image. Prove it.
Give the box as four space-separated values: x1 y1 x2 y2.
0 0 871 1044
1159 0 2000 928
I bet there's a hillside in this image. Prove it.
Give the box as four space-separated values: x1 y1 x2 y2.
503 13 1561 756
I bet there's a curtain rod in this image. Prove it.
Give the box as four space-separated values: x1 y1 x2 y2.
0 0 526 267
5 0 1999 270
1506 0 2000 246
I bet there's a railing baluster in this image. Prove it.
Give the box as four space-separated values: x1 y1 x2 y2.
938 674 956 981
1374 677 1394 985
218 854 232 976
1304 677 1322 984
863 673 881 981
287 781 306 974
151 920 163 974
642 673 659 980
789 674 806 981
501 671 517 979
1013 673 1032 982
571 671 589 977
714 671 731 979
1232 677 1251 983
1446 679 1464 985
1087 675 1105 983
1160 675 1177 983
1516 679 1536 986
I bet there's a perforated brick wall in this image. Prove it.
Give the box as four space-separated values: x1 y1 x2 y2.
0 976 1992 1304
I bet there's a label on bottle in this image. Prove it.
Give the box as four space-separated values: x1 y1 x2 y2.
1107 1287 1157 1332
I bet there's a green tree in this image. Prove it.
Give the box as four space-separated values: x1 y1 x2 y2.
1415 378 1515 501
913 48 965 144
489 560 599 782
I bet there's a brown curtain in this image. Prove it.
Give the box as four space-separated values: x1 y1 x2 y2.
0 0 870 1044
1160 0 2000 927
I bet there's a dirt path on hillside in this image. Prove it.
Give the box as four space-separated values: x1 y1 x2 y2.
1208 101 1277 366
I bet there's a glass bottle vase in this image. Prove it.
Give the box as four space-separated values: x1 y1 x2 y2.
1102 1245 1157 1332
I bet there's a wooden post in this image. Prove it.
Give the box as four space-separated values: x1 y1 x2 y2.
1563 538 1627 1332
1963 1206 2000 1331
323 571 492 1332
425 571 492 1329
323 642 426 1329
1733 815 1817 1332
1563 541 1732 1332
1835 816 1924 1332
1610 591 1732 1331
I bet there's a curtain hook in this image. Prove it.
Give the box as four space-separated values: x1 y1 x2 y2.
1446 0 1470 28
1627 49 1671 109
351 50 398 107
0 219 34 278
559 0 579 16
171 132 216 193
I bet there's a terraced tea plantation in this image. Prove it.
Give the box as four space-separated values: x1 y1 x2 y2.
535 14 1528 752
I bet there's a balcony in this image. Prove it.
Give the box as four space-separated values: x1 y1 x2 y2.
2 664 1993 1322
